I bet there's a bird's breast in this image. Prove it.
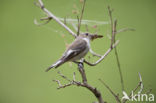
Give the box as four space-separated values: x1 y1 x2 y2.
82 38 90 48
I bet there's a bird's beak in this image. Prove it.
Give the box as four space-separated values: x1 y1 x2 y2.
90 34 103 40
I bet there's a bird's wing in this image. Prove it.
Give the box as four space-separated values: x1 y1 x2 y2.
61 39 87 61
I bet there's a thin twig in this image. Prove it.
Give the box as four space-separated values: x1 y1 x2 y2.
77 0 86 35
90 49 102 58
34 19 51 26
116 28 135 34
53 80 62 87
57 83 73 89
64 17 67 25
35 0 77 38
99 79 121 103
123 73 144 103
40 16 52 21
138 72 143 95
77 15 80 35
108 6 113 32
54 70 105 103
108 6 125 92
130 73 143 97
57 71 71 82
84 40 119 66
114 46 124 91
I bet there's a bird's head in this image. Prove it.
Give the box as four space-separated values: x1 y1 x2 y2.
79 33 103 41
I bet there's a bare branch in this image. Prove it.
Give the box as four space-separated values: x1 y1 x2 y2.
84 40 119 66
108 6 113 31
53 80 62 87
78 63 87 84
77 0 86 35
123 73 144 103
131 73 143 95
77 63 105 103
89 49 102 58
114 46 124 91
57 83 73 89
34 19 51 26
40 16 52 20
38 0 44 8
116 28 135 34
77 15 80 35
108 6 125 92
111 19 117 48
54 69 105 103
57 71 71 82
35 0 77 38
35 1 140 103
138 72 143 95
99 79 121 103
64 17 67 25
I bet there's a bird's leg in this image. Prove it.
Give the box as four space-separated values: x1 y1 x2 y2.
78 62 84 70
90 49 102 58
73 59 84 68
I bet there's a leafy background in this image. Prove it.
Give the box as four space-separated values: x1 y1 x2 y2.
0 0 156 103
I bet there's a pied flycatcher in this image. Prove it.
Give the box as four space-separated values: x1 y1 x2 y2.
46 33 103 72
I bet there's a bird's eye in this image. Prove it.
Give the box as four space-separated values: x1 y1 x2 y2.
85 33 88 36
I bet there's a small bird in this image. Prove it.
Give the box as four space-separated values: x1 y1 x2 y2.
46 33 103 72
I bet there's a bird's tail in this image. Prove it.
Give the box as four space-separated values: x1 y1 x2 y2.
45 59 65 72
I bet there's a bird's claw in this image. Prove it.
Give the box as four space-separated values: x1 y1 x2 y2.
78 62 84 69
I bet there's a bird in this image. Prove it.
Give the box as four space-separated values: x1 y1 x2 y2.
45 33 103 72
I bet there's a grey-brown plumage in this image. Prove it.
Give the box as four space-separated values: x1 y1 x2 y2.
46 33 103 72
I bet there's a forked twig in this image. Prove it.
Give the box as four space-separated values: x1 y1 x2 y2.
89 49 102 57
77 0 86 35
123 73 144 103
35 0 77 38
84 40 120 66
53 70 105 103
99 79 121 103
108 6 125 92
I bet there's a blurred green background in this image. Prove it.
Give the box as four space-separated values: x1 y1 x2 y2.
0 0 156 103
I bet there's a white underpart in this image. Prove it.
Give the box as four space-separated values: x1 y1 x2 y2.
68 38 90 61
62 38 91 61
71 38 90 61
83 38 90 49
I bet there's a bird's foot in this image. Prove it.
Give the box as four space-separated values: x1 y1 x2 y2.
78 62 84 69
73 61 84 69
